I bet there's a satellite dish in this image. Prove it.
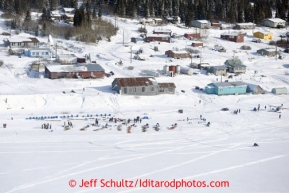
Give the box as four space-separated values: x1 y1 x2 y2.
48 35 54 46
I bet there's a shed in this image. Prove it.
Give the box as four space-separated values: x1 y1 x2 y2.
253 31 272 40
261 18 286 28
191 20 211 29
220 33 244 43
131 37 137 43
234 22 256 29
57 54 77 64
246 84 265 94
165 50 190 59
198 63 210 70
211 23 222 27
191 41 203 47
210 66 227 76
271 87 288 95
205 82 247 95
257 48 277 57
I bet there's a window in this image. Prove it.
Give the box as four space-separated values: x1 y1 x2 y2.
151 87 154 91
123 88 127 93
162 37 168 40
229 35 234 38
169 88 174 92
32 52 35 55
159 88 164 92
142 87 145 92
46 52 48 55
220 89 223 92
133 88 136 92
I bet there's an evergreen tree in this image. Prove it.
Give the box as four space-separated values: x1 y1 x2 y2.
25 9 32 21
98 6 102 18
92 6 97 19
172 0 179 16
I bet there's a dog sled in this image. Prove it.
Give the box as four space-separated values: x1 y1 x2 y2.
169 123 177 130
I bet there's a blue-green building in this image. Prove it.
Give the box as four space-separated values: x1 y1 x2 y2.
205 82 247 95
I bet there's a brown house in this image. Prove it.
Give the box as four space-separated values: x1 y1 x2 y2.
184 33 200 39
45 63 105 79
191 41 203 47
146 34 171 43
165 50 190 59
211 23 222 27
220 33 244 43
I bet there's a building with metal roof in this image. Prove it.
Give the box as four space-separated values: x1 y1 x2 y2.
112 77 176 95
205 81 247 95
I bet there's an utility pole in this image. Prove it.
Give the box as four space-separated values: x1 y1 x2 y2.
56 43 57 59
123 30 124 45
115 15 116 29
130 46 132 63
275 41 277 61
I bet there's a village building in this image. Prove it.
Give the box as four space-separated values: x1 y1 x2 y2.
261 18 286 28
209 66 227 76
24 48 52 58
257 48 278 57
165 50 190 59
225 59 246 73
111 77 176 95
191 20 211 29
184 33 200 39
246 84 265 94
45 63 105 79
4 37 39 48
205 82 247 95
191 41 203 47
220 33 244 43
153 29 172 36
146 34 171 43
50 10 61 21
253 31 273 40
211 23 222 28
153 18 162 24
234 22 256 29
271 87 288 95
198 63 210 70
60 8 75 22
57 54 78 64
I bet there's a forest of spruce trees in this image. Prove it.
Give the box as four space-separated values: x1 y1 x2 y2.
0 0 288 25
0 0 288 43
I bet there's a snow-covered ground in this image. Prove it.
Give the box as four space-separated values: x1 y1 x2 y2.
0 15 289 193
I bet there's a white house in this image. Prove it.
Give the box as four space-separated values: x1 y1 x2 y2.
24 48 52 58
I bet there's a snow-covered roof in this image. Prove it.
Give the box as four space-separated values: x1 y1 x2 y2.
7 37 33 42
236 22 255 26
153 29 172 33
51 11 61 17
254 31 272 35
197 20 210 24
28 48 52 52
267 18 286 23
62 8 75 12
221 33 241 36
45 63 104 72
191 41 203 44
57 54 77 59
214 81 246 87
146 34 170 38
